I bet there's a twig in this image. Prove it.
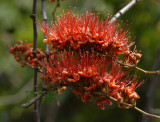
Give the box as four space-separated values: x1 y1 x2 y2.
22 87 57 108
134 107 160 119
94 92 160 119
110 0 140 23
52 0 60 19
41 0 49 58
25 61 42 72
30 0 39 121
115 59 160 74
97 52 160 75
41 0 50 94
22 91 47 108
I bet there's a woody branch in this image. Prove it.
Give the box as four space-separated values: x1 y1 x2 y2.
30 0 39 121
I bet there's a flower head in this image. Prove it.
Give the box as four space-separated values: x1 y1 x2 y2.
39 50 142 109
9 10 143 110
40 10 141 64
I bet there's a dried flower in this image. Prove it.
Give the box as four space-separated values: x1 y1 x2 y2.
9 40 46 67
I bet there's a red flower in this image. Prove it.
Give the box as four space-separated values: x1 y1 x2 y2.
9 10 143 110
40 10 141 64
38 50 142 108
9 40 46 67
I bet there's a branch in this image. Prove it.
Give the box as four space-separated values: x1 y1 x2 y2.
23 89 160 119
30 0 39 121
110 0 140 23
97 53 160 75
52 0 60 19
25 61 42 72
115 59 160 75
22 91 47 108
94 92 160 119
41 0 49 57
22 87 57 108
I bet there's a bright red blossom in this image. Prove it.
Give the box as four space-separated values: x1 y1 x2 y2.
9 10 143 110
40 10 141 64
38 50 142 109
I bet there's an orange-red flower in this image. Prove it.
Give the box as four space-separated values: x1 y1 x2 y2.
40 10 141 64
38 50 142 109
9 10 143 110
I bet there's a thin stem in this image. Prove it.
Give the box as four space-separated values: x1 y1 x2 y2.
94 92 160 119
135 107 160 119
22 91 47 108
115 59 160 74
95 51 160 75
41 0 47 21
41 0 50 92
52 0 60 19
23 89 160 119
30 0 39 121
41 0 49 57
24 61 42 72
22 88 56 108
40 1 50 121
110 0 139 23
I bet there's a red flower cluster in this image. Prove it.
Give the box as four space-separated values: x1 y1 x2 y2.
39 50 142 109
9 10 143 110
9 40 45 67
40 10 141 64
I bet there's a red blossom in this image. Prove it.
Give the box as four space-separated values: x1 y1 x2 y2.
9 10 143 110
38 50 143 108
9 40 46 67
40 10 141 64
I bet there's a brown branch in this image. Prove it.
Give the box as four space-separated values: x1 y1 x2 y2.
94 92 160 119
21 84 160 119
25 61 42 72
22 87 57 108
97 52 160 75
22 91 47 108
52 0 60 19
41 0 49 57
115 59 160 75
30 0 39 121
41 0 50 93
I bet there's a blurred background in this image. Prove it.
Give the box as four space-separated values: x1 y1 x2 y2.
0 0 160 122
